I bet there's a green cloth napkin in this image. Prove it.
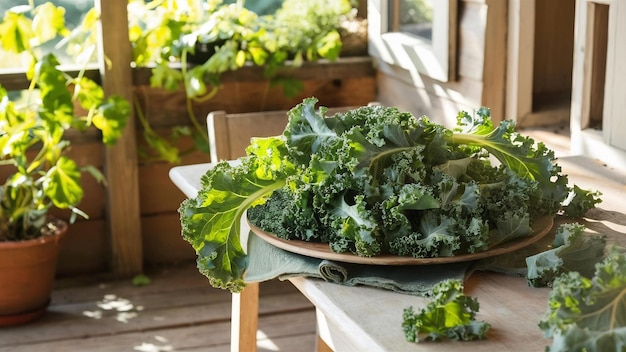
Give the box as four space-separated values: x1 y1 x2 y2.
245 232 473 296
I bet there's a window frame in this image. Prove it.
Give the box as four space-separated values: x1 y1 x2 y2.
367 0 457 82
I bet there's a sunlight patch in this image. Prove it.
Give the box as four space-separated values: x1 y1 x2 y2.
134 336 173 352
82 294 144 323
256 330 279 351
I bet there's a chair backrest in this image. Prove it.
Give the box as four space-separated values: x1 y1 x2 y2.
207 104 378 162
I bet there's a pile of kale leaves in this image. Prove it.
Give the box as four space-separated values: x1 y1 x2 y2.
179 98 594 292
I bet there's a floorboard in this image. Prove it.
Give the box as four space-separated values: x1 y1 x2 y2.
0 263 316 352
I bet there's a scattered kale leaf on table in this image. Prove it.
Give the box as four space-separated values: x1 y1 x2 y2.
526 222 607 287
539 247 626 352
562 184 603 218
402 279 490 342
179 97 597 291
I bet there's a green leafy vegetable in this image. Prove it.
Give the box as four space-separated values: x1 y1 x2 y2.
562 185 603 218
539 247 626 351
526 223 607 287
180 98 597 291
402 279 490 342
452 108 570 217
179 139 293 292
131 274 151 286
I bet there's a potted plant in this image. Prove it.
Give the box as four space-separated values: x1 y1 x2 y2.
0 3 130 325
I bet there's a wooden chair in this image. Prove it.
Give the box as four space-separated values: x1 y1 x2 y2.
206 104 377 352
207 106 369 162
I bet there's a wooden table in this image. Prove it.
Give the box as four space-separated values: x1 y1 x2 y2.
169 155 626 352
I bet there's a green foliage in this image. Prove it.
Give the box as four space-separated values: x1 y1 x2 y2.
526 223 607 287
402 279 490 342
0 3 129 241
179 138 294 292
539 247 626 351
452 108 570 217
180 98 598 291
562 185 603 218
128 0 354 163
130 0 351 85
131 274 151 286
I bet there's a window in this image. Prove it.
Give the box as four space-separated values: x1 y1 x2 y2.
368 0 457 82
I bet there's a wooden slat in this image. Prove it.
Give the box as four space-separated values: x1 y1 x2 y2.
0 311 317 352
457 1 486 81
231 283 260 352
141 213 196 265
138 163 188 215
0 290 310 346
481 0 507 121
0 66 100 91
131 56 375 85
532 0 575 97
586 3 608 128
505 0 535 121
605 0 626 152
207 111 230 162
96 0 143 277
134 76 376 128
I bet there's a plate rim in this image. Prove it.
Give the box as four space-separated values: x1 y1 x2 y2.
248 216 554 265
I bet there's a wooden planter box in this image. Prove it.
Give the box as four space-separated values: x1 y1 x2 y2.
51 57 376 276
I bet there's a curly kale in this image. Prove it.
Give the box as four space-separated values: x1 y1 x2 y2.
539 247 626 351
526 223 607 287
402 279 490 342
249 99 572 258
561 185 603 218
181 97 601 291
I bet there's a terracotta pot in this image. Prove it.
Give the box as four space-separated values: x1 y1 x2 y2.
0 220 67 326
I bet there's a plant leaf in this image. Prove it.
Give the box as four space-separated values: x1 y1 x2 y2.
73 76 105 110
402 279 490 342
32 2 67 46
179 138 292 292
540 247 626 351
526 223 607 287
150 63 183 91
93 96 130 145
44 156 83 208
0 10 33 53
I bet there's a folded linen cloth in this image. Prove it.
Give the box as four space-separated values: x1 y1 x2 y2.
245 232 473 296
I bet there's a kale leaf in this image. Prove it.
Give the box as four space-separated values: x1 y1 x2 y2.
561 185 603 218
402 279 490 342
526 223 607 287
539 247 626 351
179 137 292 291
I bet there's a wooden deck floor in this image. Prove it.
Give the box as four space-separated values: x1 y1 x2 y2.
0 263 317 352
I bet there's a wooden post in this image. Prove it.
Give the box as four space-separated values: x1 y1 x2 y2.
482 0 507 122
505 0 535 122
96 0 143 277
231 283 260 352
